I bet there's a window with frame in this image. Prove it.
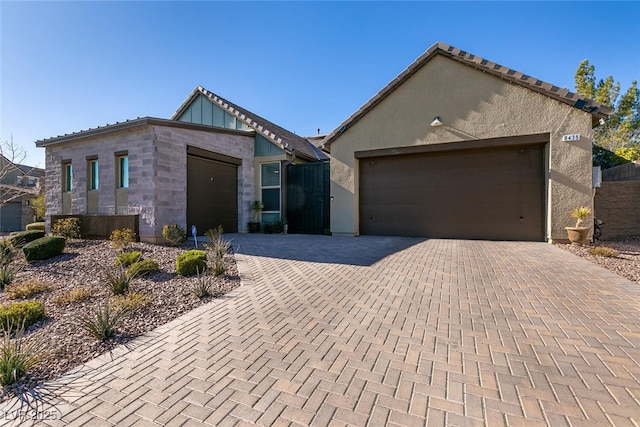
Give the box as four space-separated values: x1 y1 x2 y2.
117 155 129 188
261 163 280 223
63 163 73 192
88 160 99 190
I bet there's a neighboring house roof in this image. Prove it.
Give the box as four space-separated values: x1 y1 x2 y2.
14 163 44 177
172 86 328 161
322 41 614 149
0 155 42 197
35 117 253 147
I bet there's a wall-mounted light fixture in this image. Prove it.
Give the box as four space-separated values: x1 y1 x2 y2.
430 116 443 127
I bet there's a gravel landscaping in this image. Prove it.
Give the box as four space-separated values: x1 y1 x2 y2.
556 236 640 284
0 238 239 401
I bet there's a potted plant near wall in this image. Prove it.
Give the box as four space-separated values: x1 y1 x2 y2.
565 206 591 245
248 200 263 233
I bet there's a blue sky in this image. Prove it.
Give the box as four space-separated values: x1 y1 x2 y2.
1 1 639 167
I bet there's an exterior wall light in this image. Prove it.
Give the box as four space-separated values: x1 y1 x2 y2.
430 116 443 127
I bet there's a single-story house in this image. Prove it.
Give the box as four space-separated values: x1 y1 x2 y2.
321 42 611 242
0 156 44 232
36 42 611 243
35 86 327 242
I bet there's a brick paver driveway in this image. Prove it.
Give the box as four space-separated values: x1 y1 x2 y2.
4 235 640 426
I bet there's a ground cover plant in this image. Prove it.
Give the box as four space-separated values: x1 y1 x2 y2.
588 246 620 258
0 237 239 401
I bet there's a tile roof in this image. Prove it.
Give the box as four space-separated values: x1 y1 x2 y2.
322 42 614 148
1 155 44 176
173 86 328 161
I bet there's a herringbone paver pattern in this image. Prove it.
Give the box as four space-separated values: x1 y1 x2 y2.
2 235 639 426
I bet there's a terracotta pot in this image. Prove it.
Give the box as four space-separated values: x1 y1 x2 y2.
565 227 590 245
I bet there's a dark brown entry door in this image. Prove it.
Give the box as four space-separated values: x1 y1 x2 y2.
359 144 544 241
187 155 238 234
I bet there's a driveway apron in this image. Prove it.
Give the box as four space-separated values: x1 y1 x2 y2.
2 235 639 426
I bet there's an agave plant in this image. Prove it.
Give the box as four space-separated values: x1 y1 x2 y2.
571 206 591 227
0 327 43 386
77 303 126 341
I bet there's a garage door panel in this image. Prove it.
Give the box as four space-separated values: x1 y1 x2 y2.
187 155 238 234
0 203 22 232
359 144 544 241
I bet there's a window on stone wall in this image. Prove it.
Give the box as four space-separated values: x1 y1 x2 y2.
117 155 129 188
63 162 73 192
88 160 99 190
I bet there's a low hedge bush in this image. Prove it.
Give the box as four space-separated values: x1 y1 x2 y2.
176 250 207 276
127 259 159 278
163 224 186 246
0 300 45 331
116 251 142 267
22 236 66 262
25 222 46 231
8 230 45 248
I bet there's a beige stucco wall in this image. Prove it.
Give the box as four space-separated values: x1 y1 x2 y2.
44 125 254 242
329 55 595 241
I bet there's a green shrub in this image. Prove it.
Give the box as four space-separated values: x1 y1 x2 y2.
8 230 45 248
0 264 21 289
52 217 81 239
588 246 620 258
77 303 125 341
0 239 14 267
52 287 94 305
127 259 159 278
25 222 46 231
211 259 226 277
263 219 284 234
176 250 207 276
110 228 136 251
22 236 66 262
0 328 42 386
205 226 224 245
0 300 46 331
6 281 52 300
116 251 142 267
162 224 186 246
208 238 230 261
191 268 213 299
104 265 133 295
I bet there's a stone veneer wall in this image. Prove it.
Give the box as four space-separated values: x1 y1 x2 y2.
45 127 154 238
152 126 254 238
594 181 640 239
44 124 254 242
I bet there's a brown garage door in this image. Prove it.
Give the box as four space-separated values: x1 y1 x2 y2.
187 155 238 234
359 144 544 241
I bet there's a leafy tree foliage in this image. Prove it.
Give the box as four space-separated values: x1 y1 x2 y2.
575 60 639 167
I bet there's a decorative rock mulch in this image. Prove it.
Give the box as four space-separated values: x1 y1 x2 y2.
556 236 640 284
0 239 239 401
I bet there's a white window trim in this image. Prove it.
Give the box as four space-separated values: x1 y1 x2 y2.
260 162 281 216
